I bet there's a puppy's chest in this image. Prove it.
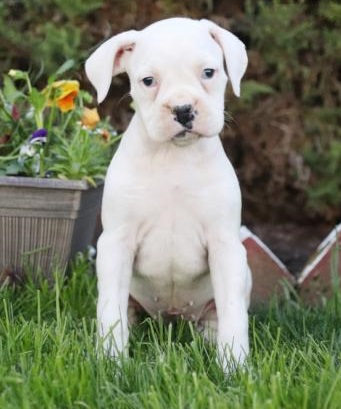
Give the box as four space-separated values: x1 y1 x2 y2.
130 184 211 318
133 183 208 281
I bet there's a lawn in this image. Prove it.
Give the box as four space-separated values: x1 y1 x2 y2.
0 254 341 409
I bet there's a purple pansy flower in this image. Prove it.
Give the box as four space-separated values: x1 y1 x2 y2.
29 128 48 144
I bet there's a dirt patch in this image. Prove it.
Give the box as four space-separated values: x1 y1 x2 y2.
248 223 331 276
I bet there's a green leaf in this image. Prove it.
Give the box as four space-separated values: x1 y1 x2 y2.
79 90 93 104
5 160 21 175
55 59 76 77
28 87 46 112
3 75 22 104
241 80 275 104
319 2 341 23
8 69 28 81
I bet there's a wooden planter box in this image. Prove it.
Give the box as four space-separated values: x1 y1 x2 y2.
0 176 103 279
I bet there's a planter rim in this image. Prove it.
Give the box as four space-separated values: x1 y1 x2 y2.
0 176 103 190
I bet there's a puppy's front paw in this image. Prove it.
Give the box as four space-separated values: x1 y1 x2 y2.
97 336 127 359
97 322 129 360
216 339 249 374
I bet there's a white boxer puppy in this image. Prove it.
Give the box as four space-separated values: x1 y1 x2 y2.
85 17 252 371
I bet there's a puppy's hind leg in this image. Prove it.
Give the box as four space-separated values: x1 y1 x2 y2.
127 296 144 326
196 301 218 343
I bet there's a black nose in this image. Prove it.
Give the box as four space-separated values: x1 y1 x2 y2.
172 104 195 129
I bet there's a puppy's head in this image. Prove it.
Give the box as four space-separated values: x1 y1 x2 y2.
86 18 247 146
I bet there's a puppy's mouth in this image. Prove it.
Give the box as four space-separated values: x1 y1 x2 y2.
172 131 201 147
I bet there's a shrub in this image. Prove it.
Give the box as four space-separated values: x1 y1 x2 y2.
244 0 341 219
0 0 104 74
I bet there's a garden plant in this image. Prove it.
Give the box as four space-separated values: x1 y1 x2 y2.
0 63 119 185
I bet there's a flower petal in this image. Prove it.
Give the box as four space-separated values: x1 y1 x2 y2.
45 80 80 112
11 105 20 121
30 128 48 144
56 92 78 112
81 107 100 129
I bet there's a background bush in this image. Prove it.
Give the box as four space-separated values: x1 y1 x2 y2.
0 0 340 224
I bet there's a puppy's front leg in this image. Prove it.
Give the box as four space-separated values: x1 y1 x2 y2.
208 235 251 371
96 231 134 358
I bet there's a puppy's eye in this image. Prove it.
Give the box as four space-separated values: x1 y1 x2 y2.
201 68 215 79
142 76 157 87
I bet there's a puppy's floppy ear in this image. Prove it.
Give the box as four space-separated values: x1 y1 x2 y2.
200 19 247 97
85 30 138 103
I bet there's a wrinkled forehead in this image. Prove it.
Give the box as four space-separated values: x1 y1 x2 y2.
129 19 223 72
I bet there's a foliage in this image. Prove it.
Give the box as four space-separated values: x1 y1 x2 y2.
48 125 114 183
244 0 341 219
0 0 219 76
0 0 104 74
240 80 275 106
0 257 341 407
0 64 119 185
247 0 316 93
304 139 341 213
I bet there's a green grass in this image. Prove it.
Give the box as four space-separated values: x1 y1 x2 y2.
1 254 341 409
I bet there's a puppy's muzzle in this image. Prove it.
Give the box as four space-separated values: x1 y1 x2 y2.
172 104 196 129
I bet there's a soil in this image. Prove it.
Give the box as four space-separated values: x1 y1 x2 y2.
248 223 331 276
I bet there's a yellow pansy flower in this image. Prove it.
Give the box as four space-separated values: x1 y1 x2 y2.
81 107 100 129
47 80 80 112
